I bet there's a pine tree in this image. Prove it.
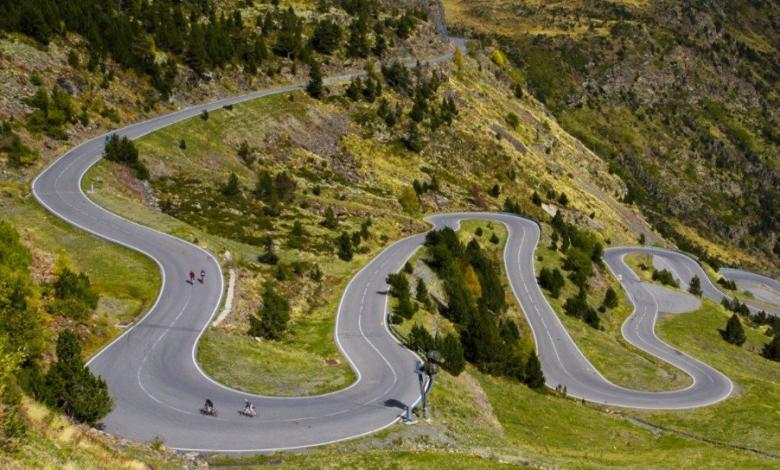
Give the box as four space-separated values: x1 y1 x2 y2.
306 60 324 99
337 232 353 261
438 333 465 376
43 330 113 425
310 19 341 55
602 287 618 309
416 278 431 308
248 285 290 340
723 313 746 346
321 206 338 229
524 351 545 389
763 334 780 361
222 172 240 196
688 276 702 296
531 191 542 206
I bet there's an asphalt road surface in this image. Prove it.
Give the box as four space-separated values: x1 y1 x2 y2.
32 54 778 450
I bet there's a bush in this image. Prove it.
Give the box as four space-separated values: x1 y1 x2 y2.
505 112 520 129
321 206 338 229
43 330 112 425
652 269 679 288
222 172 241 196
248 285 290 340
398 186 421 214
539 267 565 299
1 121 37 166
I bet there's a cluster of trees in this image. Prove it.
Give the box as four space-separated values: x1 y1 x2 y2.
386 272 415 321
538 267 565 298
254 170 297 216
24 86 76 140
545 211 606 329
407 324 466 376
104 136 149 180
423 228 544 388
717 295 780 363
343 63 459 153
48 268 99 321
1 1 426 98
1 121 37 166
651 269 679 288
0 222 111 447
721 296 751 317
248 284 290 340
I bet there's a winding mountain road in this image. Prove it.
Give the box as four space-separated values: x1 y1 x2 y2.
31 55 777 451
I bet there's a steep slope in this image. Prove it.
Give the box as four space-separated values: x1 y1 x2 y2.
444 0 780 275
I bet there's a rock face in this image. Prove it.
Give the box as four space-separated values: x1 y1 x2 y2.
56 77 79 97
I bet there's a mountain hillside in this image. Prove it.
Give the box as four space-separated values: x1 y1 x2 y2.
445 0 780 274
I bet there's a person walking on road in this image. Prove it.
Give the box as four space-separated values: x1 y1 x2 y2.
189 271 195 284
199 269 206 283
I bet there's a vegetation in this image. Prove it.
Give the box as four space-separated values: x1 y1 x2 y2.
42 330 112 426
248 284 290 341
104 136 148 180
48 268 99 321
423 228 538 387
445 0 780 273
721 314 747 346
652 269 679 288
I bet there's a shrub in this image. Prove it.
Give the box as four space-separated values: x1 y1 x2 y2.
222 172 241 196
652 269 679 288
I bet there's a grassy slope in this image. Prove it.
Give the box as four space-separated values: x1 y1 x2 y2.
212 219 777 468
80 46 654 397
534 229 691 392
0 195 159 357
632 300 780 452
75 50 780 466
1 399 185 469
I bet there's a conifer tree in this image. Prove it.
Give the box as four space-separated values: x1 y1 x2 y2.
43 330 113 425
524 351 545 389
222 172 240 196
248 285 290 340
306 60 324 99
763 334 780 361
337 232 353 261
723 313 746 346
688 276 702 296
